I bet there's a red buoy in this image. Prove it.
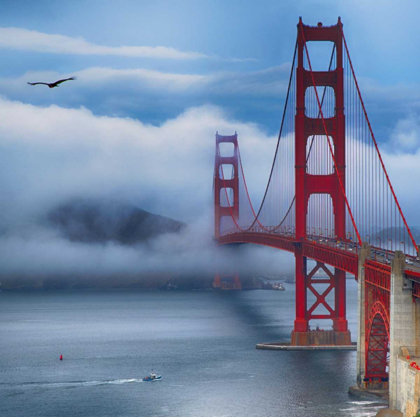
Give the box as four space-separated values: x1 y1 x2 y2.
60 354 63 361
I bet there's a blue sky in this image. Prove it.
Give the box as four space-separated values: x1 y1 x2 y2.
1 0 420 275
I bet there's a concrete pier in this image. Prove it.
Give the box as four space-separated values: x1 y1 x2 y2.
393 352 420 416
389 251 420 413
291 329 351 346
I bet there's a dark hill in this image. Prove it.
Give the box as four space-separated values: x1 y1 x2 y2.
376 226 420 247
48 199 186 245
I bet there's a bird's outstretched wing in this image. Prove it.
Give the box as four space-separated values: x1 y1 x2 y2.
27 82 49 86
54 77 76 86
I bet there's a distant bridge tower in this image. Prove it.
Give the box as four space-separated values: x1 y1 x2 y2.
214 132 239 240
292 18 350 345
213 132 241 290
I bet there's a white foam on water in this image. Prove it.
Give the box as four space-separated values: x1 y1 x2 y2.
102 378 140 385
347 401 380 405
23 378 143 389
339 404 387 417
340 407 376 412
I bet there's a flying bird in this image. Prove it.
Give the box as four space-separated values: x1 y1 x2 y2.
27 77 76 88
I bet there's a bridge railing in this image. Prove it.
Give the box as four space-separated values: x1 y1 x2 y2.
220 226 296 237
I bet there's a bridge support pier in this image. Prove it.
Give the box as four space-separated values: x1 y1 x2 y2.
291 253 351 346
389 251 420 412
213 273 242 290
213 273 222 289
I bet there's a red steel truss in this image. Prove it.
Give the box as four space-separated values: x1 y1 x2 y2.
366 301 390 379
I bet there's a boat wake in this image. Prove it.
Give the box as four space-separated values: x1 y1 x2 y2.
9 378 143 390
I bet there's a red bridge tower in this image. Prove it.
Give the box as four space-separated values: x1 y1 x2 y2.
214 133 242 290
292 18 350 345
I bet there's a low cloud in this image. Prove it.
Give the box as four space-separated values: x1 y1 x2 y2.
0 27 209 60
0 98 291 278
0 27 255 62
389 113 420 152
0 216 292 278
77 67 208 91
0 99 274 224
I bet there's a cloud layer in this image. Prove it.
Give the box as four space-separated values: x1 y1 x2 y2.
0 98 291 277
0 27 210 60
0 99 275 222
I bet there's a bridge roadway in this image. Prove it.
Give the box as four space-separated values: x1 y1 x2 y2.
219 229 420 282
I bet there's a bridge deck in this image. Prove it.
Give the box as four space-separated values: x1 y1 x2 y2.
219 232 420 281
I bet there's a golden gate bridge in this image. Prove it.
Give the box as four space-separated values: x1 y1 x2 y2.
213 18 420 395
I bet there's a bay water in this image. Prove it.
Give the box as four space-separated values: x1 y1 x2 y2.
0 280 386 416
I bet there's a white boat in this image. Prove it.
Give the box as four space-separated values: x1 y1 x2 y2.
142 372 162 382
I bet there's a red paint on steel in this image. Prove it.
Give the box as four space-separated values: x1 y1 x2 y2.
214 133 239 238
413 282 420 299
293 18 351 336
218 232 296 253
405 269 420 280
364 260 391 380
365 301 390 379
298 18 362 246
301 242 358 276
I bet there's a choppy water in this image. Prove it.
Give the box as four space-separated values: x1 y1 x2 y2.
0 281 386 416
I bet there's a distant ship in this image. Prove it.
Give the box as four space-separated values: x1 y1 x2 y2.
272 282 285 291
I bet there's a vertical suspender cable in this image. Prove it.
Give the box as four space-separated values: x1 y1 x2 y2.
340 26 418 254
